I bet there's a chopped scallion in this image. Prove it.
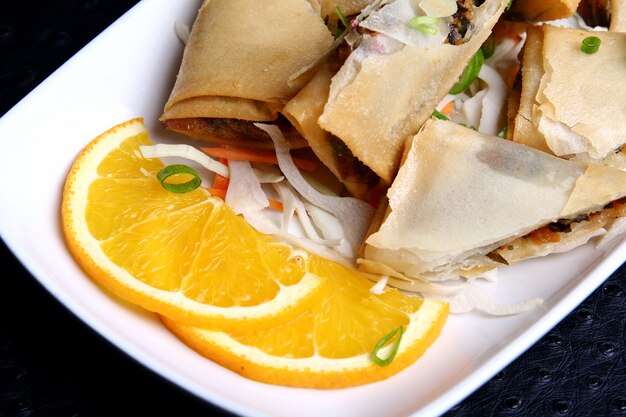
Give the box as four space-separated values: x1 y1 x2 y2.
449 49 484 95
481 34 496 59
432 109 450 121
156 164 202 193
498 124 508 138
407 16 439 35
336 6 349 28
581 36 601 54
372 326 403 366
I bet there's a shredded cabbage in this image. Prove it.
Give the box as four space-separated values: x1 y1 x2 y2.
225 160 268 215
273 182 340 246
369 275 389 294
140 144 229 178
256 123 375 252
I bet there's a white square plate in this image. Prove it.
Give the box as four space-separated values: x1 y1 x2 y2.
1 1 624 416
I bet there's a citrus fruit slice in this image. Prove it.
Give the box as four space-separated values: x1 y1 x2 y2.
163 254 449 388
62 118 323 329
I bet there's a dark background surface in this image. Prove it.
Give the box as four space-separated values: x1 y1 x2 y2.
0 1 624 416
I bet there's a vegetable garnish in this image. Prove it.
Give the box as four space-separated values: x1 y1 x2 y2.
156 164 202 193
581 36 601 54
432 109 450 121
256 123 375 253
140 144 229 177
449 49 484 94
336 6 350 29
407 16 439 35
498 124 508 138
481 33 496 59
372 326 403 366
201 146 318 173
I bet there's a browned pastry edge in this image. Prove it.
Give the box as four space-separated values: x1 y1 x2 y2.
162 115 309 150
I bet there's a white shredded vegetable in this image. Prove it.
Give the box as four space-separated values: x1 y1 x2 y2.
369 275 389 294
256 123 375 252
252 168 284 184
225 160 268 215
477 64 508 135
273 182 340 246
243 211 353 266
140 144 229 178
460 90 486 128
304 202 354 259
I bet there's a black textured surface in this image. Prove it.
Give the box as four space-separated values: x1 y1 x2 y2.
0 1 624 416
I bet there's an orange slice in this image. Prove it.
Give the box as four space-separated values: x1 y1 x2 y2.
62 118 323 330
163 255 449 388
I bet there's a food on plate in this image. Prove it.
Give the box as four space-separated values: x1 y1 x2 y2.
62 118 328 330
283 62 381 199
61 0 626 390
317 0 509 184
359 119 626 282
512 25 626 168
160 0 333 149
507 0 582 22
62 118 448 387
163 256 448 388
577 0 626 31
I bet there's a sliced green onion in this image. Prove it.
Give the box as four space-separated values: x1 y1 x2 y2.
408 16 439 35
336 6 349 28
156 164 202 193
481 33 496 59
498 124 508 138
432 109 450 121
460 123 477 130
581 36 601 54
449 49 484 95
372 326 403 366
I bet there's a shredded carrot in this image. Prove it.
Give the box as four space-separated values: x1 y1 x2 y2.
201 147 318 173
204 187 283 211
213 174 230 190
205 187 226 200
268 199 284 211
441 101 455 115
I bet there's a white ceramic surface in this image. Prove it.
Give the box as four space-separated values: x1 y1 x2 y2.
0 1 624 416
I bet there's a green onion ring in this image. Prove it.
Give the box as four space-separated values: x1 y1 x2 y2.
450 49 484 95
481 33 496 59
156 164 202 193
581 36 601 54
372 326 403 366
432 109 450 121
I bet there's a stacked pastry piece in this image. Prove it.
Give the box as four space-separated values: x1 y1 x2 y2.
160 0 626 288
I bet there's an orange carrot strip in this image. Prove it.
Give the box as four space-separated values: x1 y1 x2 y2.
205 187 226 200
441 101 455 115
268 199 284 211
213 174 230 191
201 147 318 173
